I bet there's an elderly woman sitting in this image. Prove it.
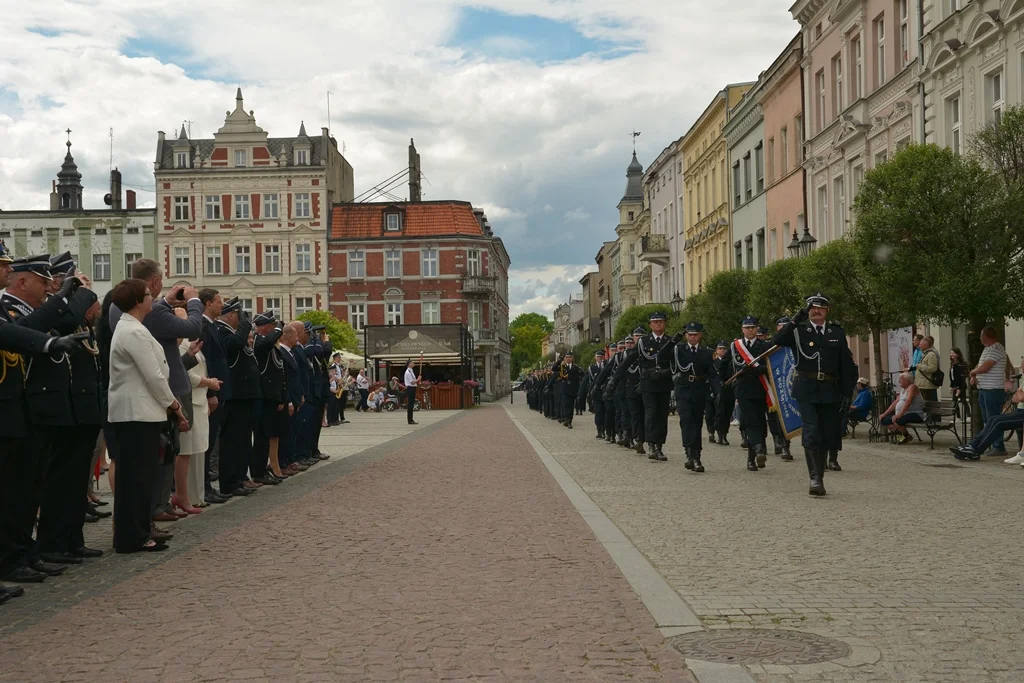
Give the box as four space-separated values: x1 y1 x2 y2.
878 372 924 444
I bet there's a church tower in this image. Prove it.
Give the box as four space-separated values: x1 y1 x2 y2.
55 131 84 211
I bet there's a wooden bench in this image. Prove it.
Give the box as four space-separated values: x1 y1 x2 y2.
908 400 962 449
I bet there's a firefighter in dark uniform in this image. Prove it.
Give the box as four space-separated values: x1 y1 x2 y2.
0 250 88 591
1 254 96 580
551 354 566 424
303 323 332 459
711 341 733 445
605 337 634 447
766 317 794 461
720 316 771 472
593 341 620 443
252 310 286 483
216 299 261 496
660 321 722 471
636 312 673 460
614 327 647 454
584 350 606 438
556 352 582 428
773 293 856 496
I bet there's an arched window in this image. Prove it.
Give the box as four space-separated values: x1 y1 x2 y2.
61 193 70 209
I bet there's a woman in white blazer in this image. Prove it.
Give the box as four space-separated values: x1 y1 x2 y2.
176 339 220 512
107 279 188 553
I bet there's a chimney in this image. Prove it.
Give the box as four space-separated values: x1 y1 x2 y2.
408 138 422 203
155 130 166 170
109 169 123 210
49 180 58 211
126 190 137 210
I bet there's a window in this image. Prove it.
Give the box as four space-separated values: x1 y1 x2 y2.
93 253 111 281
348 250 365 278
815 22 823 39
628 211 634 221
696 180 702 215
234 149 247 167
263 194 279 219
628 242 636 271
235 245 251 273
126 227 139 234
468 302 482 330
295 243 311 272
795 115 804 160
124 252 141 274
780 127 789 174
852 34 863 101
875 16 886 88
234 194 250 220
989 71 1004 124
767 138 775 184
240 299 253 317
949 96 962 154
174 196 189 221
385 213 401 231
295 297 313 316
732 162 741 208
734 241 743 269
757 229 765 268
294 193 311 218
745 237 754 271
205 195 221 220
421 248 438 277
176 151 188 168
711 168 717 205
466 249 481 276
834 176 846 237
385 249 402 278
743 153 752 201
772 226 781 263
174 246 191 275
265 297 281 314
349 303 366 331
833 54 843 116
296 149 308 165
206 246 222 275
875 149 888 167
421 301 440 325
899 0 909 69
817 186 828 238
95 228 107 235
816 69 826 131
385 302 402 326
853 164 865 197
755 142 764 193
263 244 281 273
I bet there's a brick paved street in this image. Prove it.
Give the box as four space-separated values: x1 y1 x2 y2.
508 399 1024 682
0 406 690 683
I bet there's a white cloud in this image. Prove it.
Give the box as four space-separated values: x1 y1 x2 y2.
509 263 591 320
564 207 590 223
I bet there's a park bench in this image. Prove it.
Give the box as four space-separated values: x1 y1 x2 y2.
908 400 962 450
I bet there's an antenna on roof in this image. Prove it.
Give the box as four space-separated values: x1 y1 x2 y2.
109 127 113 173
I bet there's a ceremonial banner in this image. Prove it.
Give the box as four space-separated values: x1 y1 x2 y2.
765 346 802 441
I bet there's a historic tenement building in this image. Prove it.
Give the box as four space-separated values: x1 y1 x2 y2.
643 137 684 302
153 89 354 318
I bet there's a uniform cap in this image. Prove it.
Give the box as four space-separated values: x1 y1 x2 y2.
741 315 759 327
49 251 75 276
649 311 667 321
684 321 704 333
776 316 791 326
757 326 769 336
716 340 728 349
806 292 830 308
253 310 275 325
632 326 646 336
10 254 54 281
594 350 605 358
221 299 242 314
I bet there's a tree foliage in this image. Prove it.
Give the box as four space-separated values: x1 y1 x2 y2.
510 312 553 334
681 269 752 345
746 258 804 326
510 322 547 378
297 310 359 352
613 303 676 341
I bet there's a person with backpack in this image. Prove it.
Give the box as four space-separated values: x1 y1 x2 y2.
912 335 943 401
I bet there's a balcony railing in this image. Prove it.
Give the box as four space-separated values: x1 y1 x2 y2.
471 328 498 344
463 274 497 295
640 233 670 266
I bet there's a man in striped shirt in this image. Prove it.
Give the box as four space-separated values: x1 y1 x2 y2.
970 326 1008 455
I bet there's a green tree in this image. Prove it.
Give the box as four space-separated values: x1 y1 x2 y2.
678 270 752 345
613 303 676 341
747 258 804 326
297 310 359 352
510 323 546 377
510 312 553 334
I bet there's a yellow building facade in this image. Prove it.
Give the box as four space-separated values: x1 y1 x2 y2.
682 82 754 295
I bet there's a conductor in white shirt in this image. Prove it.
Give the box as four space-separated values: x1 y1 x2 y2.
404 359 420 425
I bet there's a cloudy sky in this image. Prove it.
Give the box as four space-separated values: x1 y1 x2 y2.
0 0 798 320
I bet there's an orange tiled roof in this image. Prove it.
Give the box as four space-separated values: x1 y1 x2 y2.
331 201 484 239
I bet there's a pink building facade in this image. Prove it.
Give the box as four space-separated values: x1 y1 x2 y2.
762 33 806 263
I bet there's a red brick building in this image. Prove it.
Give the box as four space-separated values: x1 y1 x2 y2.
328 199 511 398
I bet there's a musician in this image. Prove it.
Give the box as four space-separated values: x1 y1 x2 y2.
253 310 286 482
772 293 856 496
216 299 261 496
555 352 582 428
659 321 721 471
720 316 771 472
636 312 673 460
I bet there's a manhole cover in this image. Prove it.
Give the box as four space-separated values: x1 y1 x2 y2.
670 629 850 665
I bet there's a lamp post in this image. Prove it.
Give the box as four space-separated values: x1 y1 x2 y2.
787 229 801 258
788 226 818 258
509 335 515 404
670 292 684 315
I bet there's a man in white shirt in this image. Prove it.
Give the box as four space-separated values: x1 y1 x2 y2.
971 326 1009 455
404 359 420 425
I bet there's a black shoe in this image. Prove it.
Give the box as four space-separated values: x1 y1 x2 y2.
780 445 794 461
39 552 84 565
229 488 252 497
1 566 46 583
0 584 24 597
685 458 694 470
747 456 759 472
256 476 281 486
206 492 228 504
317 453 330 460
648 450 660 460
740 438 749 449
87 506 112 519
809 475 827 496
29 561 66 577
84 512 100 523
693 458 704 473
71 547 104 559
595 432 604 439
408 420 418 425
635 441 646 455
755 444 767 469
827 450 842 471
656 453 668 462
0 589 9 605
718 434 729 446
566 423 573 429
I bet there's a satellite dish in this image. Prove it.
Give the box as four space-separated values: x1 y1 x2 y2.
103 193 112 206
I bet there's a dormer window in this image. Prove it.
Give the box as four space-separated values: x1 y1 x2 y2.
176 151 189 168
385 213 402 231
234 149 247 167
296 149 308 165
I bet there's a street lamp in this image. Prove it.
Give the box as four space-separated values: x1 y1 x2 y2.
510 335 515 404
787 229 801 258
798 225 818 257
670 292 684 314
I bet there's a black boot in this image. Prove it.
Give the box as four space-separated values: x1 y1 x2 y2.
656 444 668 462
827 448 841 471
780 441 794 461
740 436 749 449
693 451 705 473
684 446 694 470
648 443 660 461
635 439 646 455
596 428 604 439
772 433 783 455
708 432 716 444
606 432 615 443
805 449 826 496
747 448 759 471
718 432 729 446
755 442 767 469
623 432 633 448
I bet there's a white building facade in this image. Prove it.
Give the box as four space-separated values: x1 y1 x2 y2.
724 89 768 271
642 138 685 302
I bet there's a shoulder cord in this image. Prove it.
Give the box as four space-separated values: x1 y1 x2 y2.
638 337 659 361
672 345 695 374
0 351 24 386
793 327 822 374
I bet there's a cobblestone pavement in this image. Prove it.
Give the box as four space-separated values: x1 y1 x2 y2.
509 399 1024 683
0 405 690 682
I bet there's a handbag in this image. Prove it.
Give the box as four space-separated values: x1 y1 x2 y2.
157 416 180 465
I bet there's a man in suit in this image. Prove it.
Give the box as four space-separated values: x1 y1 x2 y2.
276 323 305 474
720 316 772 473
288 322 316 469
636 312 673 461
302 323 332 459
217 299 261 496
555 352 583 428
198 289 230 504
253 311 286 482
109 258 202 521
660 321 722 472
773 293 857 496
